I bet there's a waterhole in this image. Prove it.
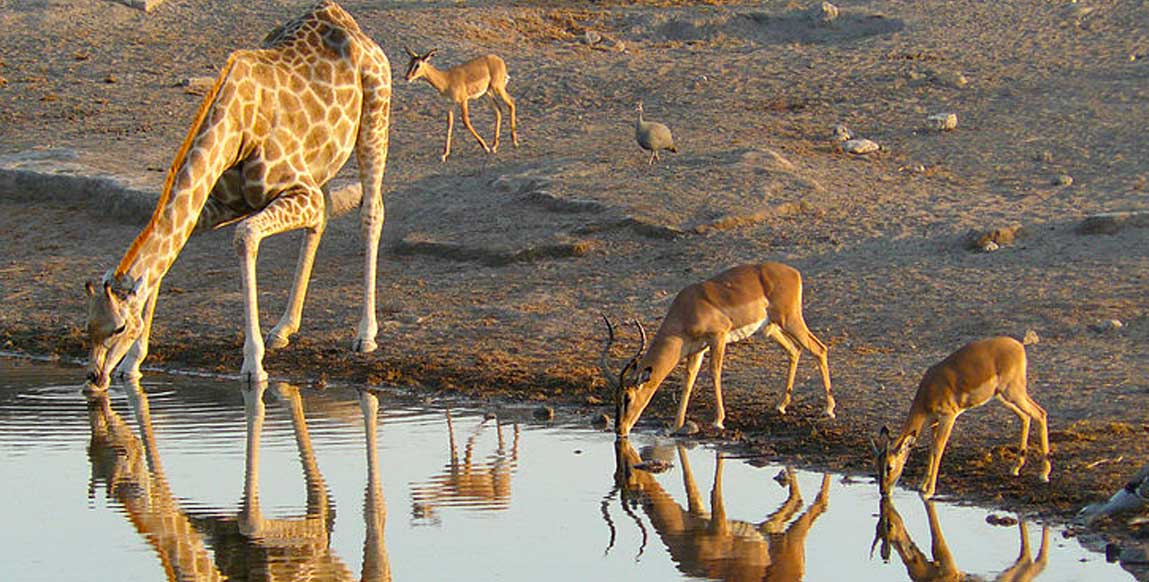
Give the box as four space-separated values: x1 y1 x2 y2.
0 358 1130 581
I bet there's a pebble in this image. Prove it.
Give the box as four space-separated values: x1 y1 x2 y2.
980 241 1000 252
932 69 968 89
634 459 673 473
1022 329 1040 346
927 112 958 131
985 514 1019 527
814 2 839 24
591 413 611 429
533 406 555 421
1053 174 1074 186
843 138 880 155
673 420 701 436
831 124 852 141
1090 319 1124 333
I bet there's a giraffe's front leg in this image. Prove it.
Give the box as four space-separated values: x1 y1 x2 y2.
233 184 326 382
267 216 327 350
115 284 161 381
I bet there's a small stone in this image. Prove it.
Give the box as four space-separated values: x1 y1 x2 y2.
843 138 880 155
673 420 701 436
965 224 1024 250
1090 319 1124 333
831 124 852 141
932 69 968 89
484 411 498 421
1053 174 1074 186
981 241 1000 252
104 74 118 84
986 514 1019 527
927 112 958 131
1023 329 1040 346
591 413 611 428
583 30 602 45
634 459 673 473
813 1 839 24
585 395 603 405
533 406 555 421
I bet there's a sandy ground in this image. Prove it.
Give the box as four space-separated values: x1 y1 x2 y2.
1 0 1147 564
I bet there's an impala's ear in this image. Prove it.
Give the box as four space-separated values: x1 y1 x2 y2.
85 280 96 297
425 48 438 59
869 436 881 457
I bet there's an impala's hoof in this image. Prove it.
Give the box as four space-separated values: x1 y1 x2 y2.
354 338 378 353
825 408 837 420
776 404 788 415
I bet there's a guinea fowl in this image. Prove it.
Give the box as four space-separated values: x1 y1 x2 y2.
1077 463 1149 524
634 101 677 165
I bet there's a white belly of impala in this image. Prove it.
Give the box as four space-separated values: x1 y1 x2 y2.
727 318 768 344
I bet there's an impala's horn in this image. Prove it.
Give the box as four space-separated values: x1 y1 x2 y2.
403 46 418 58
599 315 621 390
618 319 647 387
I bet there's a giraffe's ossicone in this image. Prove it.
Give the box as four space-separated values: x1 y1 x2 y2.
84 1 392 390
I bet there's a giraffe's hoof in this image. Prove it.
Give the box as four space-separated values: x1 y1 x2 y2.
113 367 143 382
266 332 291 350
242 369 269 384
353 338 378 354
824 407 837 420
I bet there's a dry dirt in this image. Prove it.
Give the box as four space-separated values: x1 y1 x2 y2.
1 0 1147 562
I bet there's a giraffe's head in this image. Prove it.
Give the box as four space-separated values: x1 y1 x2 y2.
403 47 437 83
84 273 143 391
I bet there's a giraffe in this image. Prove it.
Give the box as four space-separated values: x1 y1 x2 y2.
83 1 391 390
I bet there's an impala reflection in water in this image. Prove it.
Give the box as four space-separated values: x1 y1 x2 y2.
85 378 390 582
609 438 831 582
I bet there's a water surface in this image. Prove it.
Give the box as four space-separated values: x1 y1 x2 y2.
0 358 1129 581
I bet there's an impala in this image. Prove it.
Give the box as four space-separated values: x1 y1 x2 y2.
600 263 834 437
872 336 1051 499
404 47 519 162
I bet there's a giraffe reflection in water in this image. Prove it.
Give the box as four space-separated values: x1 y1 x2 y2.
409 408 520 524
609 439 830 581
873 496 1050 582
85 379 390 582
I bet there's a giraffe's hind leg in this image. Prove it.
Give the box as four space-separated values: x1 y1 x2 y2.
267 210 327 350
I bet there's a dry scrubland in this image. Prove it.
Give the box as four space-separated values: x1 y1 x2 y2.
0 0 1147 558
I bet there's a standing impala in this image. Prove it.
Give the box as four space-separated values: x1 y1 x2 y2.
872 336 1051 499
600 263 834 437
404 47 519 162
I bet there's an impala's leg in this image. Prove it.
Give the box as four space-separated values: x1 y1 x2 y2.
921 414 957 499
762 466 801 534
353 64 390 353
709 336 728 429
675 351 705 432
1000 385 1050 481
442 109 454 162
234 183 326 383
486 92 502 153
922 498 956 567
115 283 160 381
492 84 518 147
460 100 491 154
267 213 327 350
764 324 801 415
783 318 835 418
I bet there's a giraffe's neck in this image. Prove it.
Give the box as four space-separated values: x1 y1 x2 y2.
115 56 247 296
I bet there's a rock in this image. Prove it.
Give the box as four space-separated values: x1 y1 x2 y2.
1023 329 1040 346
533 406 555 421
931 69 968 89
673 420 701 436
1090 319 1124 333
634 459 673 473
585 395 603 405
813 2 839 24
843 138 880 155
1077 210 1149 235
178 76 216 95
831 124 852 142
583 30 602 46
1053 174 1074 186
591 413 611 429
986 514 1019 527
927 112 958 131
965 224 1024 250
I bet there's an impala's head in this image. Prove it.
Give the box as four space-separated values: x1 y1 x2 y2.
599 316 656 437
871 425 916 497
84 273 143 391
403 47 436 82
